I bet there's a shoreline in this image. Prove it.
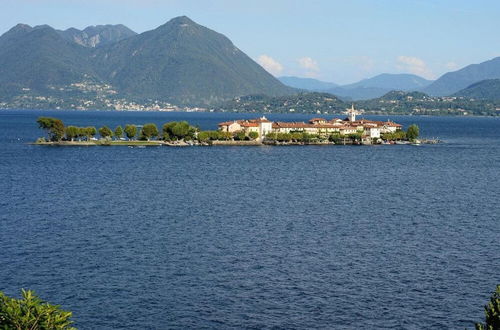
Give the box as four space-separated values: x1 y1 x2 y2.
31 139 440 147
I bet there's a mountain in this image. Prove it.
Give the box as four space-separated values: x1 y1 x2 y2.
219 92 346 113
325 73 433 100
423 57 500 96
0 24 98 96
453 79 500 100
0 16 294 107
93 16 293 104
58 24 137 48
278 76 338 91
377 90 430 101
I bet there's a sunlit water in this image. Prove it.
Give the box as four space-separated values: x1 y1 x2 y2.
0 110 499 329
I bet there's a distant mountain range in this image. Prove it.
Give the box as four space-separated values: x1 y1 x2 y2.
453 79 500 100
1 16 500 110
423 57 500 96
279 73 433 100
278 76 338 91
280 56 500 102
0 16 293 106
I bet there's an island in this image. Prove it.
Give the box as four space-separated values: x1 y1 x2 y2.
33 107 429 147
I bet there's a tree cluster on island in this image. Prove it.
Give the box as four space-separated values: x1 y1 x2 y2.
35 117 262 144
35 117 420 145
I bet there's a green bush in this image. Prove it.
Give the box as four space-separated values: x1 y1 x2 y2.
163 121 196 141
248 131 259 140
476 285 500 330
141 123 159 140
99 126 113 139
233 131 247 141
406 124 420 141
0 289 75 329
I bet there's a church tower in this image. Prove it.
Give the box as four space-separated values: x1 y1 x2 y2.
344 104 361 122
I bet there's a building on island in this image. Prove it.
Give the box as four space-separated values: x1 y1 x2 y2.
218 106 402 140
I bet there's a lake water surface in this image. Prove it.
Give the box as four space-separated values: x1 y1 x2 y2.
0 110 499 329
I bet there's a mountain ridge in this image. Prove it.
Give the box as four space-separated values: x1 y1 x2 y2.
453 79 500 100
423 57 500 96
0 16 294 106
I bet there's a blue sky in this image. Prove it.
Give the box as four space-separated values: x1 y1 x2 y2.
2 0 500 84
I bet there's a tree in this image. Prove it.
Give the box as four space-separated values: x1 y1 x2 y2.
162 122 176 140
163 121 196 140
249 131 259 140
84 127 96 141
406 124 419 141
50 119 65 141
234 131 246 141
197 131 210 143
77 127 86 141
65 126 79 141
36 117 56 140
99 126 113 139
36 117 65 141
124 124 137 140
0 289 75 329
476 285 500 330
114 126 123 140
171 121 192 140
141 123 159 141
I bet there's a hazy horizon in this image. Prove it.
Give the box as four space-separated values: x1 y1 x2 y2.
2 0 499 84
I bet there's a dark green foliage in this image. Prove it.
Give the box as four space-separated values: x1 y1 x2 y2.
265 132 319 143
406 124 419 141
36 117 65 141
328 133 342 144
65 126 79 141
99 126 113 138
476 285 500 330
233 131 247 141
347 132 363 141
453 79 500 100
197 131 210 142
141 123 159 140
248 131 259 140
381 130 407 141
84 126 96 140
114 125 123 139
0 289 75 329
197 130 231 142
124 124 137 140
162 121 196 140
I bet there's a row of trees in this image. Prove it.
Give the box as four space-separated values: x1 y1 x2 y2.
265 131 364 143
36 117 200 142
36 117 263 143
380 124 419 142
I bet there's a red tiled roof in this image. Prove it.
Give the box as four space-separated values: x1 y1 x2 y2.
240 122 259 127
218 121 238 126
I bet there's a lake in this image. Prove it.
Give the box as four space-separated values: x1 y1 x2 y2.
0 110 499 329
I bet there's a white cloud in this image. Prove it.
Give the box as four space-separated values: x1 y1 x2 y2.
298 57 319 71
256 54 283 76
396 56 434 79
